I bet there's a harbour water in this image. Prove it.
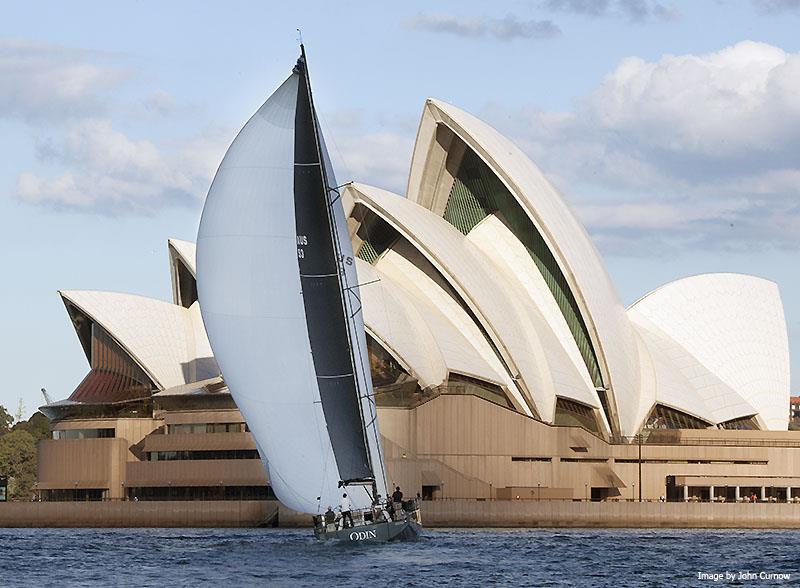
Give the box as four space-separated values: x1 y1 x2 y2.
1 527 797 587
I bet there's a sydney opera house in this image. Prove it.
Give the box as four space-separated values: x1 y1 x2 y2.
38 98 800 506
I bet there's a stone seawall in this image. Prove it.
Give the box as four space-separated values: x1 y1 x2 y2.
3 499 799 528
0 500 277 528
278 500 800 529
420 499 800 528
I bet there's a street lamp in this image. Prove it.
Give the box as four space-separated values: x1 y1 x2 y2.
638 433 643 502
537 482 541 502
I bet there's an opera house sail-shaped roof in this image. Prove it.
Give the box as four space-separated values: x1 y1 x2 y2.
49 97 791 440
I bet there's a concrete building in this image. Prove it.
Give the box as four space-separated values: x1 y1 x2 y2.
38 99 800 506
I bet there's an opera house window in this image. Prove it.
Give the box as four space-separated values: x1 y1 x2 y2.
52 428 115 440
643 404 711 430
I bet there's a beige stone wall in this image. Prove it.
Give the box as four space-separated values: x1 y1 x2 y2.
126 459 267 487
0 501 276 527
421 499 800 528
377 395 800 502
37 395 800 506
38 438 129 498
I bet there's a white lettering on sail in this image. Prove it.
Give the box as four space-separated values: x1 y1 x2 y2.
348 529 377 541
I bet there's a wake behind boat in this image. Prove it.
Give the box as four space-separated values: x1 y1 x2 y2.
196 45 421 543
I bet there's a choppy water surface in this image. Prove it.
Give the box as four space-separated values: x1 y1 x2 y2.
1 527 798 587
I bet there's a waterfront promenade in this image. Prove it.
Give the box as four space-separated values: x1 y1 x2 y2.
3 499 800 528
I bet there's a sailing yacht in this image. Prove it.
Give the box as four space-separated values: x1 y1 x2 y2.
196 46 421 542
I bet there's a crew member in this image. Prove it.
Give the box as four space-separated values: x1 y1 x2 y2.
324 506 336 528
340 493 354 528
392 486 403 504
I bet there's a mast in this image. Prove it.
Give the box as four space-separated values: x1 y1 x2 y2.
295 45 379 489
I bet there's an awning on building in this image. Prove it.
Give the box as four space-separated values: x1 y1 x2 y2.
593 466 626 488
421 470 442 486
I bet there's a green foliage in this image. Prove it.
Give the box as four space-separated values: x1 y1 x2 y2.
0 429 37 499
0 405 48 500
12 411 51 443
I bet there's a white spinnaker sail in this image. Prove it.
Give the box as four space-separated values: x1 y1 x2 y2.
197 71 378 514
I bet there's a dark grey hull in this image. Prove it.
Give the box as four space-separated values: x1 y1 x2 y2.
314 519 422 543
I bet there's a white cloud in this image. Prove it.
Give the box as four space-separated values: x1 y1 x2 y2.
0 38 127 121
481 41 800 253
142 90 177 116
320 109 416 195
542 0 679 22
2 37 231 216
16 119 228 215
406 13 561 40
330 131 413 194
752 0 800 13
585 42 800 158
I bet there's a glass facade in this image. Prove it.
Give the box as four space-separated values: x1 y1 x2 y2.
41 399 153 421
126 485 274 501
374 381 431 408
553 398 600 434
719 416 760 430
52 428 115 440
175 258 198 308
441 143 604 391
355 209 398 264
446 373 513 409
148 450 260 461
643 404 711 430
367 334 409 387
167 423 246 435
42 489 107 502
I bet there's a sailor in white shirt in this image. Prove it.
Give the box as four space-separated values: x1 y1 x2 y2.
340 492 354 529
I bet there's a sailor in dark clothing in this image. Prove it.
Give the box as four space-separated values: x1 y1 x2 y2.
324 506 336 528
392 486 403 503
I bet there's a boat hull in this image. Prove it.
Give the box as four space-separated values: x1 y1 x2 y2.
314 520 422 543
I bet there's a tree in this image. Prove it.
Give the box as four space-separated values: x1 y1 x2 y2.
12 412 50 443
0 429 37 499
0 405 12 436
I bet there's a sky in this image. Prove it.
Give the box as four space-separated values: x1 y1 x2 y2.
1 0 799 418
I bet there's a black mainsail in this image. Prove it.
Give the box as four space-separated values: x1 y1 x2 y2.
292 49 372 482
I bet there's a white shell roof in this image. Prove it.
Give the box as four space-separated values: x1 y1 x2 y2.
356 258 448 389
348 182 602 421
60 290 218 390
466 214 609 430
357 258 506 390
632 314 757 427
407 99 641 435
373 241 523 401
629 274 790 431
168 238 197 276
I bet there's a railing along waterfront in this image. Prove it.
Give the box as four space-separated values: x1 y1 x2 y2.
613 431 800 448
